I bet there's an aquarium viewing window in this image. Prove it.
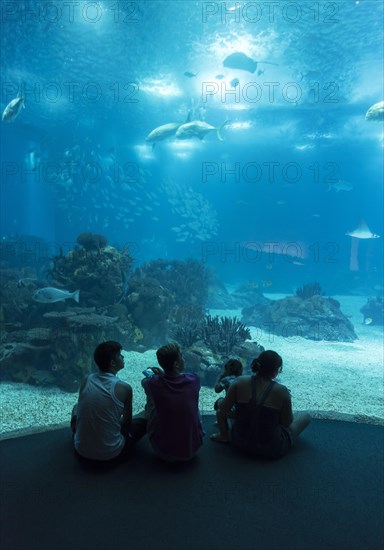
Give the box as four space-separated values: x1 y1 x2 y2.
0 0 383 438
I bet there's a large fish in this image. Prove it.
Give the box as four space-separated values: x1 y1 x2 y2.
145 122 183 144
346 219 380 239
346 219 380 272
223 52 277 74
32 287 80 303
2 96 25 122
365 101 384 121
176 120 229 141
327 180 354 192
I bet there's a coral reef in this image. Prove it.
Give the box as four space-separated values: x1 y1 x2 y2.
124 259 211 347
126 275 174 347
206 277 236 309
133 259 210 307
0 305 141 391
206 279 272 310
230 282 272 309
76 232 108 252
242 294 357 342
1 249 267 391
295 282 324 300
0 237 139 392
360 297 384 325
48 233 133 307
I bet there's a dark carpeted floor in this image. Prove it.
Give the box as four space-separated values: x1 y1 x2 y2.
1 416 383 550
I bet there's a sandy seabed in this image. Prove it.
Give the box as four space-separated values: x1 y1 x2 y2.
1 295 383 439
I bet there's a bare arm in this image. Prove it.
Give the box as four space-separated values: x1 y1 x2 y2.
214 373 226 393
218 381 237 417
279 388 293 427
214 382 224 393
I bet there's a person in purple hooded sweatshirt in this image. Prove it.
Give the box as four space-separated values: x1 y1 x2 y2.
141 343 204 462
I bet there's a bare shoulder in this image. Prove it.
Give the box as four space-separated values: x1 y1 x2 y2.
230 375 254 393
273 381 291 400
236 375 252 385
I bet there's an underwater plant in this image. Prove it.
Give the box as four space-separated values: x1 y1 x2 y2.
169 304 206 348
170 311 252 355
170 319 203 348
295 282 325 300
203 315 251 355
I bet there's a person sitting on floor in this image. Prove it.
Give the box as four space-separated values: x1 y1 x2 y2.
141 343 204 462
213 358 243 411
212 358 243 436
71 340 147 461
211 350 311 459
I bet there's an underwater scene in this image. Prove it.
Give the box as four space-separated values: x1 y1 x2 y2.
0 0 383 435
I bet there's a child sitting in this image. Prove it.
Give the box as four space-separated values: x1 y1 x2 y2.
211 359 243 442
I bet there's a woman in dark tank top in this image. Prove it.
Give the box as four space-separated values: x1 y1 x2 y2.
212 350 311 459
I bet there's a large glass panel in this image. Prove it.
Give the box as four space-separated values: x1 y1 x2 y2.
1 0 383 437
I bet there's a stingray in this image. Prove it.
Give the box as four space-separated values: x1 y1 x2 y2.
223 52 277 73
346 219 380 272
346 219 380 239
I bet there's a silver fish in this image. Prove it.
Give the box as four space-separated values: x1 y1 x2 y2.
176 120 229 141
145 122 183 144
2 97 25 122
32 287 80 303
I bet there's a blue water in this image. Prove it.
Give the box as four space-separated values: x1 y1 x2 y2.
1 0 383 294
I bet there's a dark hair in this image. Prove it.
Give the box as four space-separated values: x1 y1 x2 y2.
94 341 122 372
223 359 243 377
156 343 181 372
251 350 282 378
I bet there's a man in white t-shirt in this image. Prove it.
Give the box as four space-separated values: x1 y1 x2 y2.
71 340 146 462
